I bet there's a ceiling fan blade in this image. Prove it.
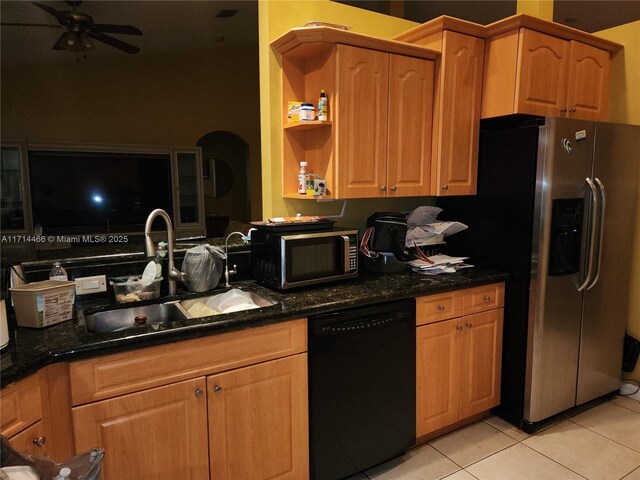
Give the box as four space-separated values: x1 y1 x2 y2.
32 2 63 20
1 22 61 28
86 31 139 54
91 24 142 36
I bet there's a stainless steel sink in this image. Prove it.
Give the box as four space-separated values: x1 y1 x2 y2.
82 288 277 333
84 302 189 333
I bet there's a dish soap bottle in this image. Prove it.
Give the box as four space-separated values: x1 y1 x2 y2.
298 161 310 195
49 262 68 281
53 467 71 480
318 90 328 121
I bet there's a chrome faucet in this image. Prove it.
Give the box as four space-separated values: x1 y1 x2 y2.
224 229 255 287
144 209 187 295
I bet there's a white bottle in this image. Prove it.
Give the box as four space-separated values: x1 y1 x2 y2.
54 467 71 480
298 161 310 195
49 261 68 281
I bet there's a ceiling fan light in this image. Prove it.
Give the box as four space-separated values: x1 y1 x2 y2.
55 30 80 50
80 35 94 51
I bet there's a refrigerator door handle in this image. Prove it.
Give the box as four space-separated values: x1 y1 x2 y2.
578 177 600 292
587 178 606 290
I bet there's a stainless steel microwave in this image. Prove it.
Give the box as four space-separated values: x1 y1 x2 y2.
251 228 358 290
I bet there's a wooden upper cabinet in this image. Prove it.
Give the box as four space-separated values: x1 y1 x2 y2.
481 15 621 121
516 29 570 117
72 378 209 480
271 27 438 200
434 30 483 196
336 45 389 198
208 354 309 480
566 40 611 120
387 54 434 197
394 20 483 196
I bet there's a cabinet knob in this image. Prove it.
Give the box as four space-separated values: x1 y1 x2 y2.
32 436 46 448
390 186 397 192
483 295 491 302
569 107 577 113
442 185 448 191
380 185 387 192
455 324 463 330
437 305 445 311
560 107 567 113
464 322 472 329
213 385 223 394
194 388 204 398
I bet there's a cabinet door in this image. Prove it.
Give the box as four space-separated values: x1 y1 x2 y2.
416 319 462 437
459 309 503 419
434 31 484 196
171 147 205 235
73 378 209 480
516 29 570 117
566 41 611 121
336 45 389 198
0 141 32 233
208 354 308 480
387 54 433 197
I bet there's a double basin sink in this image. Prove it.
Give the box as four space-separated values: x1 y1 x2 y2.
82 288 277 334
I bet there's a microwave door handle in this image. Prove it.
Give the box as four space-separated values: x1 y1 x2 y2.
578 177 599 292
342 236 350 273
587 177 606 290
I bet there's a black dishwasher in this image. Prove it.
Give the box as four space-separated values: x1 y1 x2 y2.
309 298 416 480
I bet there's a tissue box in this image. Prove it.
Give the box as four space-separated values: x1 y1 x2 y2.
10 280 75 328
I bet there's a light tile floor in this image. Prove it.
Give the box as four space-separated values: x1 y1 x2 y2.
348 394 640 480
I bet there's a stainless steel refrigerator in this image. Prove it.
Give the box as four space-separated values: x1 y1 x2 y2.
438 116 640 432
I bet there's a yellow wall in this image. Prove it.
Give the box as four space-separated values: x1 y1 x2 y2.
596 20 640 380
1 45 263 221
258 0 435 230
516 0 553 20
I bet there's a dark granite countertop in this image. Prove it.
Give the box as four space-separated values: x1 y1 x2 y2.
0 267 508 386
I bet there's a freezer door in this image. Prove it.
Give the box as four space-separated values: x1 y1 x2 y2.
525 118 595 423
577 122 640 404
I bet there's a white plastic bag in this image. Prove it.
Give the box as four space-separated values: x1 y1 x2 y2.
181 245 225 292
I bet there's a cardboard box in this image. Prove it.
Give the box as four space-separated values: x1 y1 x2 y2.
10 280 75 328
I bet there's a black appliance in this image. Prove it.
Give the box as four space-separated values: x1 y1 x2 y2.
309 299 416 480
251 228 358 290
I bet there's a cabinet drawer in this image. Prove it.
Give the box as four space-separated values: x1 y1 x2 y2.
8 420 49 457
70 319 307 405
1 374 42 437
463 283 504 315
416 291 463 326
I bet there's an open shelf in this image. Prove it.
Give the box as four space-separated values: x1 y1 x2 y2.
284 121 333 131
283 193 334 200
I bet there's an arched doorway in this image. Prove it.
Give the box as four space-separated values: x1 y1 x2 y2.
197 131 251 237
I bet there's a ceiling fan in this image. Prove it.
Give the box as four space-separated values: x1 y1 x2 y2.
1 1 142 54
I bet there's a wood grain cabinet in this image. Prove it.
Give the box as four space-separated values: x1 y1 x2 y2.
0 372 51 458
416 283 504 437
395 18 486 196
69 320 308 480
271 27 438 199
481 15 621 121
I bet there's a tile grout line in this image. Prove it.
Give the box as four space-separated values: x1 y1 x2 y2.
565 416 640 454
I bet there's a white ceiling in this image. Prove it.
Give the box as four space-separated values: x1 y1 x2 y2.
1 0 258 66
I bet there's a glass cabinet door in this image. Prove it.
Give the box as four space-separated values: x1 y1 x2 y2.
1 141 32 233
171 147 205 232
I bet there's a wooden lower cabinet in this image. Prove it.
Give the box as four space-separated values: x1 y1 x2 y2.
416 309 503 437
8 420 49 458
72 378 209 480
208 353 309 480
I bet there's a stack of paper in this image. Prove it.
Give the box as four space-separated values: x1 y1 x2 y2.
407 255 473 275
